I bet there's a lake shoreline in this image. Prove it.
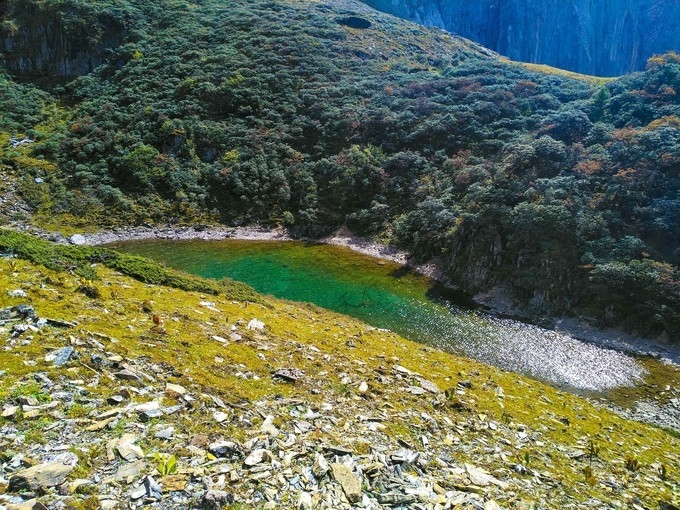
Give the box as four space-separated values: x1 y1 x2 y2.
82 224 680 432
71 224 680 364
9 222 680 430
76 224 445 279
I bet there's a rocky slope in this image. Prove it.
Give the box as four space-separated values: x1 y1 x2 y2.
0 231 678 509
361 0 680 76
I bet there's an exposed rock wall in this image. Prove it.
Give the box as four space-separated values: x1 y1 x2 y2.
0 0 130 78
361 0 680 76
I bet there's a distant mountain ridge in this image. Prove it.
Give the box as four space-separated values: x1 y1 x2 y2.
360 0 680 76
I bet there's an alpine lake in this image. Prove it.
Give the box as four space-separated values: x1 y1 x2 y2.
108 238 680 416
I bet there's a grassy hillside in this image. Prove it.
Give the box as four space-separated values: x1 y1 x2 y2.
0 0 679 338
0 231 678 509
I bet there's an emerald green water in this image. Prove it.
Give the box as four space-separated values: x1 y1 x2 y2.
110 238 646 392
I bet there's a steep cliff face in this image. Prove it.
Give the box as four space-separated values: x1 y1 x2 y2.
0 0 131 78
361 0 680 76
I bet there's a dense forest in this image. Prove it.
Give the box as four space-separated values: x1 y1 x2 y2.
1 0 679 339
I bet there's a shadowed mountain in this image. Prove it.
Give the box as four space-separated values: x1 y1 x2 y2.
361 0 680 76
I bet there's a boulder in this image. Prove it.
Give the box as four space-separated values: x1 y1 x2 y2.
9 462 76 491
330 463 362 503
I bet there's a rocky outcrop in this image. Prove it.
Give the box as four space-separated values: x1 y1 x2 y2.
361 0 680 76
0 0 131 78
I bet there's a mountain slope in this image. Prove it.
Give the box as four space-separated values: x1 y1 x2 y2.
0 230 678 509
0 0 679 339
360 0 680 77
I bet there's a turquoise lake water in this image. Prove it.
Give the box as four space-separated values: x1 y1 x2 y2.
109 238 645 392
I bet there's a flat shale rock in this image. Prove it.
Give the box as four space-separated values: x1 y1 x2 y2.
114 369 142 383
69 234 86 245
330 463 362 503
8 462 76 491
4 499 39 510
111 459 146 483
313 452 330 478
209 440 242 458
272 367 305 382
244 448 272 466
465 463 508 489
297 491 313 510
417 376 441 394
165 383 187 396
247 318 265 331
2 404 19 418
117 440 144 461
45 346 75 366
377 493 418 505
86 416 117 431
160 474 189 492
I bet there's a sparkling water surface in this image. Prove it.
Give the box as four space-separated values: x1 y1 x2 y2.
110 239 645 392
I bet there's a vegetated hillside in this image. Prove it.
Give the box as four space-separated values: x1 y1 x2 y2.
0 230 678 509
360 0 680 77
0 0 679 340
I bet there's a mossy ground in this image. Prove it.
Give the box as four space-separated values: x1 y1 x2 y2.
602 356 680 419
0 232 678 507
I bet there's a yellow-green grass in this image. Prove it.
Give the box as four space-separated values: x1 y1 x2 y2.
507 59 616 86
0 235 677 507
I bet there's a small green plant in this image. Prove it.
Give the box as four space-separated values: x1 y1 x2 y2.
154 452 177 476
10 382 50 403
77 284 101 299
515 450 532 467
658 463 667 480
69 460 92 480
333 382 351 396
24 427 48 445
6 258 17 271
581 439 600 484
68 495 99 510
66 403 89 419
625 454 639 471
74 265 99 281
587 439 600 468
583 465 597 485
